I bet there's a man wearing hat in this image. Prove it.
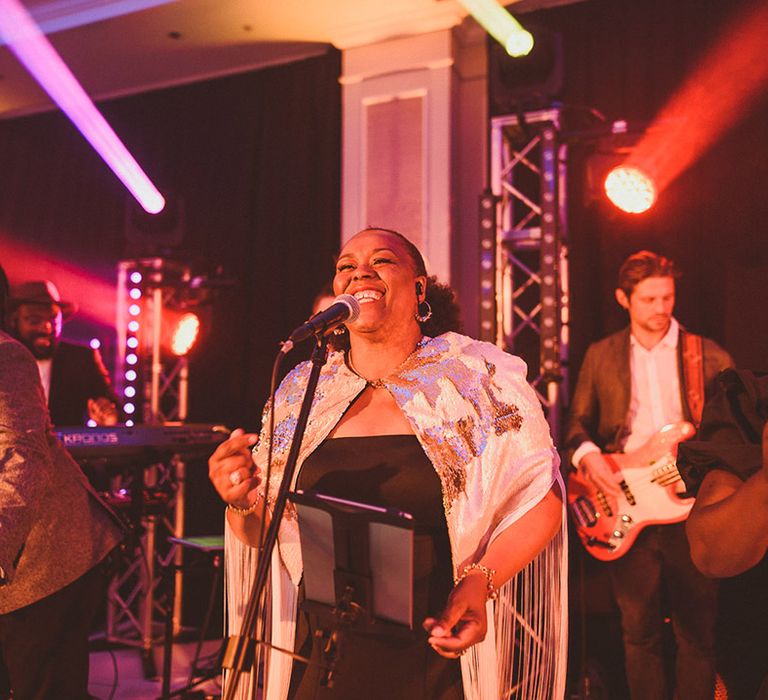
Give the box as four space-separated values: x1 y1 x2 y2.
7 280 119 426
0 266 124 699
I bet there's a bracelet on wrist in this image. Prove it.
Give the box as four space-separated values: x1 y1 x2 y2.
226 500 260 517
454 562 498 600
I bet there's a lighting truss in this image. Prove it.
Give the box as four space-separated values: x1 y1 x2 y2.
104 460 179 675
116 258 192 424
485 108 569 441
108 258 195 667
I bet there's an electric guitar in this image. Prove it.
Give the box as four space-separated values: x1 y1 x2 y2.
567 421 696 561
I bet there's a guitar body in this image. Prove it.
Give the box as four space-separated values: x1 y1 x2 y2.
567 421 696 561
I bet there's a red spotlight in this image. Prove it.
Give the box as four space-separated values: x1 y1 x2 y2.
604 165 657 214
170 312 200 356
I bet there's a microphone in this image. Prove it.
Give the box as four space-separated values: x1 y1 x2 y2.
285 294 361 346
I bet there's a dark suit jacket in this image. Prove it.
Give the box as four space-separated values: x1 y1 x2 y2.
564 325 733 465
0 332 123 613
48 341 118 426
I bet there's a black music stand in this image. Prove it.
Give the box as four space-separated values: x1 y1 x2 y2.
288 490 419 689
159 535 225 700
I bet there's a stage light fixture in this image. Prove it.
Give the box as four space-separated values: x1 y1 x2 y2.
169 313 200 357
505 29 534 58
604 165 657 214
458 0 534 57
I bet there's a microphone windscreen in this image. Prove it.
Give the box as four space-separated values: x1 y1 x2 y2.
334 294 361 323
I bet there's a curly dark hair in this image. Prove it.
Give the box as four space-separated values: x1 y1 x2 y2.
618 250 681 297
330 228 462 350
419 274 462 337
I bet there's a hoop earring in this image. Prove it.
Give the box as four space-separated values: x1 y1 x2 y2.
415 300 432 323
333 325 347 336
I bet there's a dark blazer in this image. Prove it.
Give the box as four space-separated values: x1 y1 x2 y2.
0 332 123 614
564 325 733 465
48 341 118 426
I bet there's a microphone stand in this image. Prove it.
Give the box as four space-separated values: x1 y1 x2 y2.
221 334 330 700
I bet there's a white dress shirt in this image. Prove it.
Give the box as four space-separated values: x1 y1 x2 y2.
623 317 683 451
572 317 684 466
36 358 52 403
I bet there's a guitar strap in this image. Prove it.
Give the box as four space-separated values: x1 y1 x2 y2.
681 331 705 428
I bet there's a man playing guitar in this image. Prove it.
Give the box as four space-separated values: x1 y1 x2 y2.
565 251 732 700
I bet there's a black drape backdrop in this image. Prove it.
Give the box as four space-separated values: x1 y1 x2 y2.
0 50 341 556
506 0 768 378
0 49 342 431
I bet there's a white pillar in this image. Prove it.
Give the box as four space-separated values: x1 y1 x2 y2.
341 30 454 284
340 19 489 336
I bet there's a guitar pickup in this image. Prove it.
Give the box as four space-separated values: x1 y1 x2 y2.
620 480 636 506
569 496 598 528
596 491 613 517
586 536 616 551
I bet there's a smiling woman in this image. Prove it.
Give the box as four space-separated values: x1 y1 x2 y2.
209 227 568 700
330 228 462 352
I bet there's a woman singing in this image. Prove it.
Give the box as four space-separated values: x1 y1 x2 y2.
209 228 567 700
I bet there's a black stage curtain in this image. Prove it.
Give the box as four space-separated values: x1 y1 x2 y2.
0 49 342 431
505 0 768 375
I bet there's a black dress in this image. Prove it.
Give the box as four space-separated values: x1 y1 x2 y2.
290 435 464 700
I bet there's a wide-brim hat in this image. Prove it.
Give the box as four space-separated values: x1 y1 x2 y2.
8 280 78 319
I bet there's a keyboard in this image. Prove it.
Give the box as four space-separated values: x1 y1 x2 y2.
55 423 229 460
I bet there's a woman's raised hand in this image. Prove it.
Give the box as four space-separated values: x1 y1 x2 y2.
208 427 260 509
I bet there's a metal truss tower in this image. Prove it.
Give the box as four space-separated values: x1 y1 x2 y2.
480 108 570 442
107 258 194 673
116 258 192 426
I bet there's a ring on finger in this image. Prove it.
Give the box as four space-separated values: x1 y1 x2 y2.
229 470 243 487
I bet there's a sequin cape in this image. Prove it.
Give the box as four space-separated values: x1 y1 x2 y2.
224 332 568 700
